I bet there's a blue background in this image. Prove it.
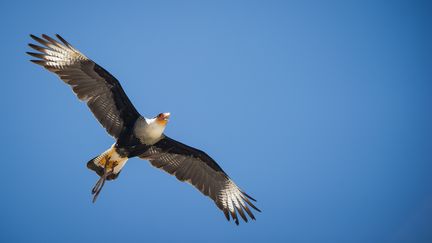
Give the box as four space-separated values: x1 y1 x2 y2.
1 1 431 242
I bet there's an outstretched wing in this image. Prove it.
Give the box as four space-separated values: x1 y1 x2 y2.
27 34 140 139
139 136 260 225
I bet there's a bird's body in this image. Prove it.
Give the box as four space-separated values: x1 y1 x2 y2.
27 34 260 224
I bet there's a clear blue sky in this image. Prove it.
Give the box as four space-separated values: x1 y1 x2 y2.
1 1 431 242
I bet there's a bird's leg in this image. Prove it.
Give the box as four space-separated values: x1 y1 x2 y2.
91 164 113 203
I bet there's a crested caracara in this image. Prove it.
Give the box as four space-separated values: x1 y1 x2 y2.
27 34 260 225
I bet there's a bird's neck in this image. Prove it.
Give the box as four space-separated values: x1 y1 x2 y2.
133 117 166 145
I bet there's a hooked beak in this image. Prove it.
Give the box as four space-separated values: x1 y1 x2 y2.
156 112 170 125
161 112 170 121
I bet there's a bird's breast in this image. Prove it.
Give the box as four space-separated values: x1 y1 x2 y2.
133 116 165 145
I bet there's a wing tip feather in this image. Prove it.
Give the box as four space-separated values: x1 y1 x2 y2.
55 34 72 48
29 34 38 40
242 191 257 202
30 59 45 66
42 34 62 47
223 209 230 221
26 52 44 59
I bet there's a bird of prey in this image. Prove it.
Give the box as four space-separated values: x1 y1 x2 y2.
27 34 260 225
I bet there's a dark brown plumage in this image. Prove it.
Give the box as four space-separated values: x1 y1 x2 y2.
28 34 139 139
142 136 261 224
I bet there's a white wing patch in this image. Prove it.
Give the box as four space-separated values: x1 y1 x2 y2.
140 143 260 225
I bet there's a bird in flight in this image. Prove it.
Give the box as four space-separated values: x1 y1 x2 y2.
27 34 260 225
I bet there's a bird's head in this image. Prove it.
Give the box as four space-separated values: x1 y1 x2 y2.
155 112 170 126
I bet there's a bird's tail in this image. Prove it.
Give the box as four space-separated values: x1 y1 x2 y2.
86 145 128 202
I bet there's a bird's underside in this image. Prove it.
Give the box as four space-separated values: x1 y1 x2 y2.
27 34 260 225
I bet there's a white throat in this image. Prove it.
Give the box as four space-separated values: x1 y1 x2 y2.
133 117 166 145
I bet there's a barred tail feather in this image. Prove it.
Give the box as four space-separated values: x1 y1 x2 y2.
87 145 129 203
86 145 128 181
87 156 105 177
